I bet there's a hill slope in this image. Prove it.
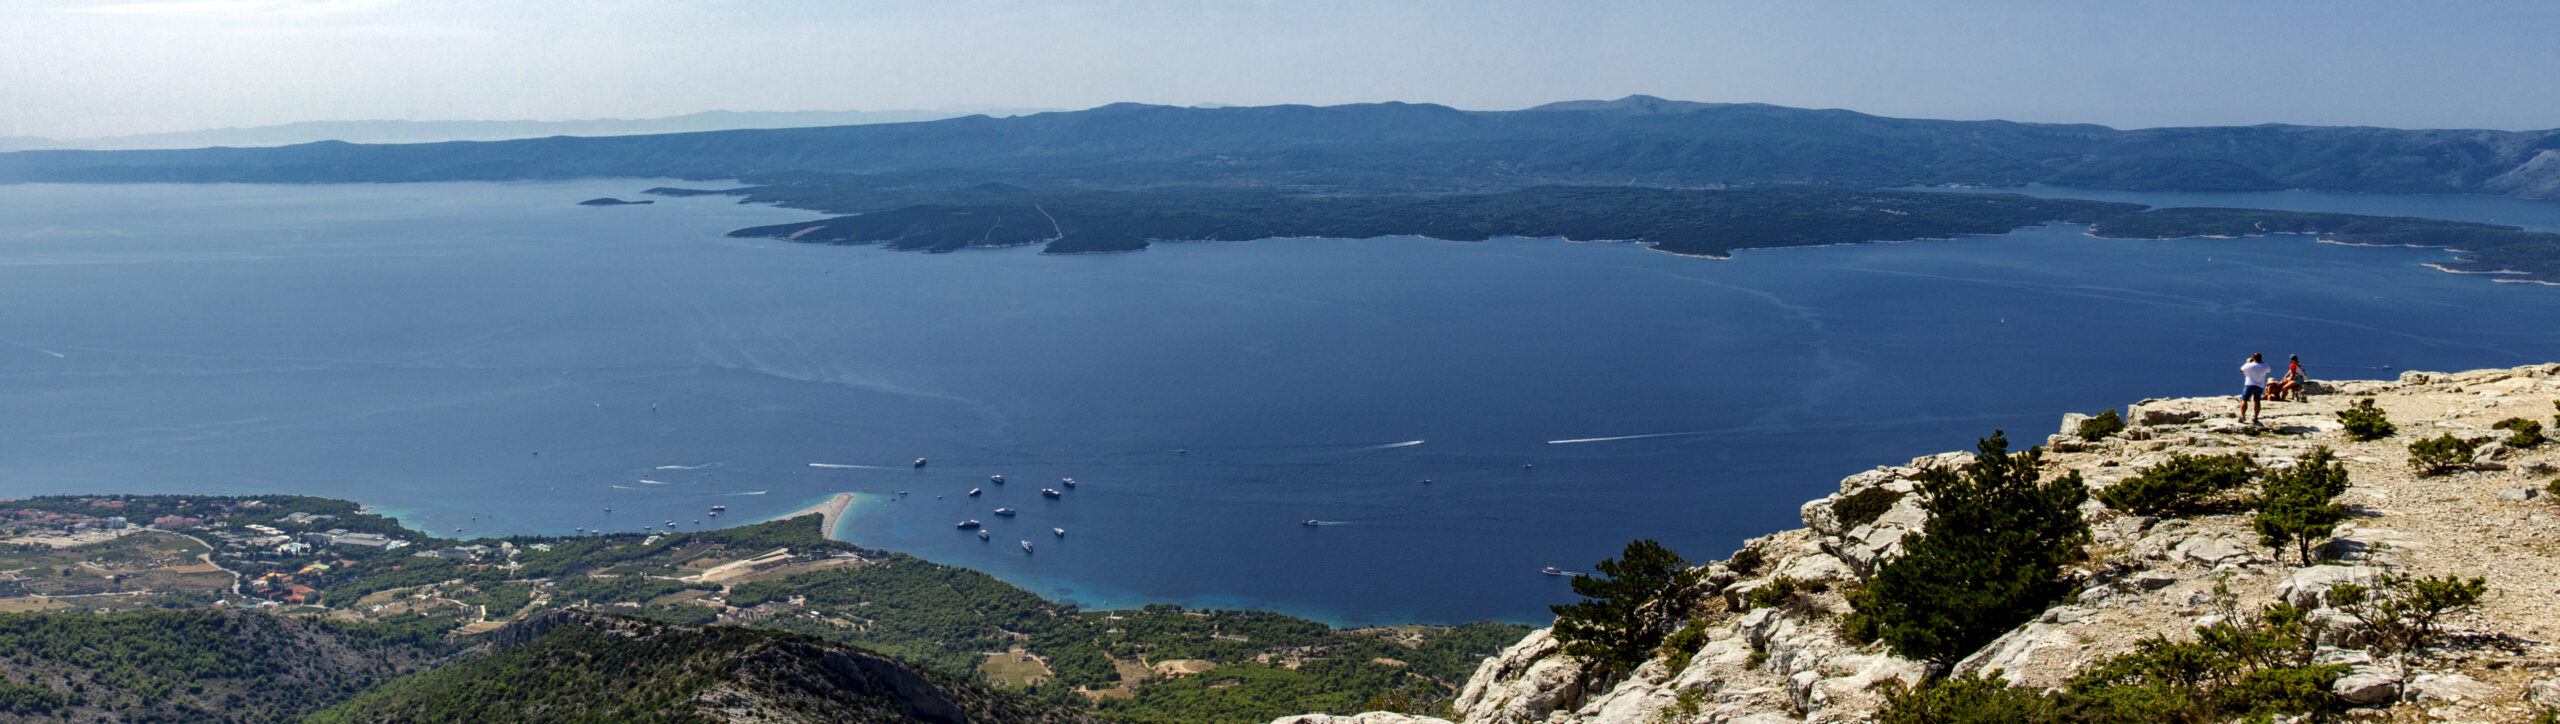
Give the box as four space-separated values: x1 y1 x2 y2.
0 608 449 723
309 609 1107 724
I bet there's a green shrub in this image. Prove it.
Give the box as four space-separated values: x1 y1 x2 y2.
1744 576 1802 610
2068 604 2344 722
2253 447 2352 566
1832 487 1904 531
1656 618 1714 673
2329 574 2487 659
1844 431 2090 669
2494 417 2545 448
2404 434 2475 476
2336 398 2396 440
2095 453 2255 517
2076 409 2127 442
1550 540 1711 678
1725 547 1765 576
1875 674 2074 724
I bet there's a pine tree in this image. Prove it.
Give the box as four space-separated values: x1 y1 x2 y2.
1845 431 2090 670
2254 447 2351 566
1549 539 1707 677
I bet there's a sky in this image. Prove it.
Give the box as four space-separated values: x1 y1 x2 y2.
5 0 2558 139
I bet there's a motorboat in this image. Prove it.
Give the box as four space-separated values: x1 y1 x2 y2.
990 475 1004 484
993 508 1017 516
1302 520 1321 527
1020 540 1034 554
709 505 726 511
913 458 928 468
1041 489 1062 498
968 488 981 497
1053 528 1066 537
977 530 990 540
1060 477 1075 487
1542 567 1569 576
956 520 982 529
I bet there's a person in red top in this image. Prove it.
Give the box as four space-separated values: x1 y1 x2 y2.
2268 355 2306 402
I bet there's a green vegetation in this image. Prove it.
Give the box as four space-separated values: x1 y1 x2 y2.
1831 487 1905 531
1844 431 2090 669
1744 575 1821 611
2075 409 2126 442
1724 546 1766 575
2405 433 2477 475
2328 573 2487 661
1656 617 1716 673
310 611 1102 724
1876 603 2347 723
2253 448 2353 566
1550 539 1710 678
0 609 449 723
2094 453 2255 517
1876 673 2075 724
730 185 2140 256
0 495 1528 722
2494 416 2545 448
2337 398 2396 440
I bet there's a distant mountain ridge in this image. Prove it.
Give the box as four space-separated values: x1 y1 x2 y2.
7 95 2559 200
8 108 1050 151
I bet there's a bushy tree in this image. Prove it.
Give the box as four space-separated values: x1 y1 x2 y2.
1845 431 2090 669
1549 539 1709 677
2096 453 2255 517
2253 447 2351 566
2336 398 2395 440
2329 574 2486 661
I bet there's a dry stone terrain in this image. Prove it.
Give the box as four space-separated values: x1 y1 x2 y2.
1280 363 2560 723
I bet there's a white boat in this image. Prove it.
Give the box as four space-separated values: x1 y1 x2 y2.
968 488 981 497
1302 520 1321 527
1020 540 1034 554
1041 488 1062 498
914 458 928 468
1542 567 1569 576
977 530 990 540
990 475 1004 484
1060 477 1076 487
1053 528 1066 537
956 520 981 529
993 508 1016 516
709 505 726 511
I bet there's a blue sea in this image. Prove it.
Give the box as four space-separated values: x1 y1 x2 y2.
3 180 2555 625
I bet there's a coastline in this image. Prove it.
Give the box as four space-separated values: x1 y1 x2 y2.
770 492 858 540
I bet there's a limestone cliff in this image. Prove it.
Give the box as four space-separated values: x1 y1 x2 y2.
1283 363 2560 724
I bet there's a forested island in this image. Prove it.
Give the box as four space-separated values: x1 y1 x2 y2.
0 495 1523 723
713 184 2560 281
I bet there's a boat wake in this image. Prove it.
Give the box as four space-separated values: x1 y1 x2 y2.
633 479 669 485
655 462 721 470
807 463 890 470
1546 431 1704 445
1363 440 1425 450
609 484 646 490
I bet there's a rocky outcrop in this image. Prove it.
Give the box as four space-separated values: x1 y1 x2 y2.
1285 363 2560 724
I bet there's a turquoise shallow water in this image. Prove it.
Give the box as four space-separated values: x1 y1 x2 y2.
3 180 2556 625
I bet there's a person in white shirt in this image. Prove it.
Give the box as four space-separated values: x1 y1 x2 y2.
2239 353 2273 424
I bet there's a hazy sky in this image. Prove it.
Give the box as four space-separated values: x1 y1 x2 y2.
6 0 2558 139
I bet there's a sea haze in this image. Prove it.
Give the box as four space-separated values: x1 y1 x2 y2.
3 180 2556 625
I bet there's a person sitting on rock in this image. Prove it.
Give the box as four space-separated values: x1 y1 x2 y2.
2239 353 2272 423
2267 355 2306 401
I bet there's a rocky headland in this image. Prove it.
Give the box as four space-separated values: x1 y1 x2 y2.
1283 363 2560 724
